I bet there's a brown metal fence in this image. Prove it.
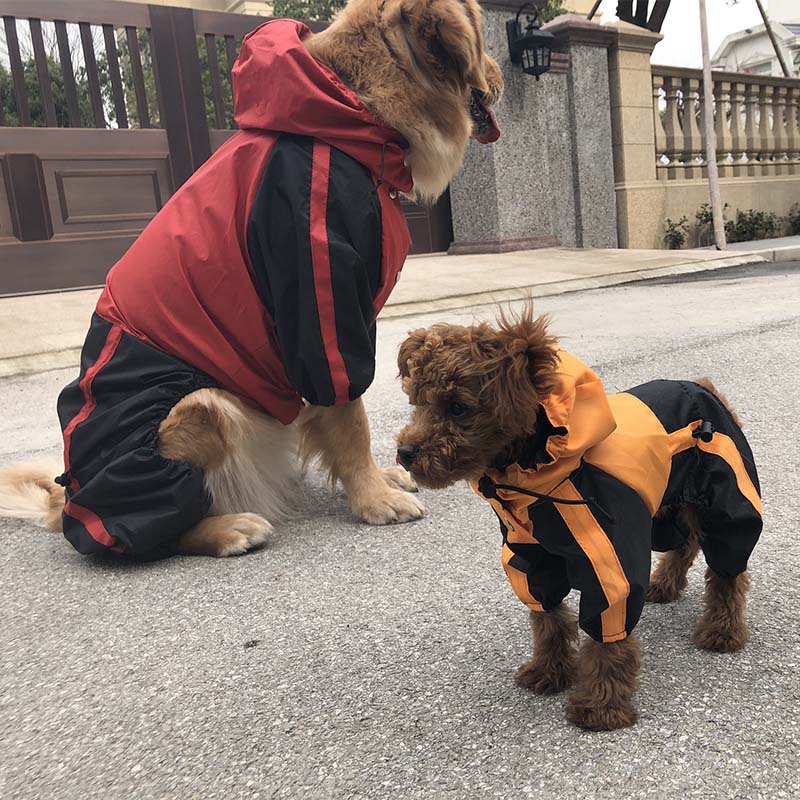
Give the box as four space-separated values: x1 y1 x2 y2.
0 0 452 295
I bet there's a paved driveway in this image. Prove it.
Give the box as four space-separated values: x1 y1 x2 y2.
1 263 798 799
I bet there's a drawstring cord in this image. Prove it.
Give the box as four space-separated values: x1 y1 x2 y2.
478 421 717 529
477 475 617 525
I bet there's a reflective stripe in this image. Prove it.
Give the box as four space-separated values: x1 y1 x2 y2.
309 141 349 404
697 433 763 517
63 499 123 551
62 325 123 480
668 421 762 517
668 419 702 456
555 481 630 643
501 544 544 611
60 323 125 552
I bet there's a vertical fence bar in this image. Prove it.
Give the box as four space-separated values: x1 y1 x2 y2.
55 20 82 127
681 76 703 179
697 82 708 179
149 5 211 187
729 82 747 176
744 83 759 177
3 16 31 126
772 85 788 176
652 74 669 180
125 26 151 128
758 84 775 175
786 86 800 175
103 25 129 129
29 18 58 127
148 27 167 128
662 76 683 179
224 35 238 128
205 33 227 129
80 22 106 127
714 80 733 177
224 35 238 77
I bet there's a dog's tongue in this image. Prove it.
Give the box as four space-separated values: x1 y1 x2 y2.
478 105 501 144
470 90 500 145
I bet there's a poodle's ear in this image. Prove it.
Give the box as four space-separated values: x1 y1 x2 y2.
397 328 430 379
479 306 559 435
496 306 560 397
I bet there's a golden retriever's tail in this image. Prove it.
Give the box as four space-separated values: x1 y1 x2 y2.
0 463 64 532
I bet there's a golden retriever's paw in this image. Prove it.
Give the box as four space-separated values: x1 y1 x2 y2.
177 513 272 557
352 486 425 525
381 466 419 493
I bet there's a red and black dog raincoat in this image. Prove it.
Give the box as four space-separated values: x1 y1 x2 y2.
57 20 413 559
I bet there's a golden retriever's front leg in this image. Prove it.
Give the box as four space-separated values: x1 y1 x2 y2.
300 399 425 524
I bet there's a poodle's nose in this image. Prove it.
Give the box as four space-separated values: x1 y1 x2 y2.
397 445 421 469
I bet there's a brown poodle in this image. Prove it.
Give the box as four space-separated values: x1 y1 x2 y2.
396 307 761 731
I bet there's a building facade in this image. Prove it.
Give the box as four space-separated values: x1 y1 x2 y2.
712 0 800 77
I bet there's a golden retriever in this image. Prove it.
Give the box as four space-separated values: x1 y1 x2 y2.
0 0 503 558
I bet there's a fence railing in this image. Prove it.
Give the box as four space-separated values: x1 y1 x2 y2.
652 65 800 180
0 0 325 134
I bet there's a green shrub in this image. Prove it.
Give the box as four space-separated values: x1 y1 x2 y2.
664 216 689 249
788 203 800 235
724 209 783 243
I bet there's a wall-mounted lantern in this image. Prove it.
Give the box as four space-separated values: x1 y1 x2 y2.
506 3 554 80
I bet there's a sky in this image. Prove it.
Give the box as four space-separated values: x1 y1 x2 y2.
593 0 767 68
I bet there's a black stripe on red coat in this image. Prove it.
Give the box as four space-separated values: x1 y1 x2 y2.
246 132 382 406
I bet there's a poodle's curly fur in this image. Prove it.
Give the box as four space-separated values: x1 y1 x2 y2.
396 306 752 731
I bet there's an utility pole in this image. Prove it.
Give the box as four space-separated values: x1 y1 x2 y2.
753 0 792 78
700 0 727 250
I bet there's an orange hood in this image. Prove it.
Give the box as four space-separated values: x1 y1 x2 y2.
482 350 617 495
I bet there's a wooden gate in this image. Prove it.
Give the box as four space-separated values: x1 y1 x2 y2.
0 0 453 296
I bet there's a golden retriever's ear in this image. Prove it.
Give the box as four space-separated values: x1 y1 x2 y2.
390 0 489 93
397 328 430 378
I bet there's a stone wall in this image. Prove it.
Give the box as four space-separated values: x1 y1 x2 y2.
449 11 618 253
611 29 800 249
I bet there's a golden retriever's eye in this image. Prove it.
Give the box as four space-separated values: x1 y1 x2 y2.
447 401 467 418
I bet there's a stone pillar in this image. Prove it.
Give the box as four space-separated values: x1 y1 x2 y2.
545 14 617 247
606 22 662 247
449 10 617 254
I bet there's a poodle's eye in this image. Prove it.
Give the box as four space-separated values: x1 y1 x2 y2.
447 401 467 418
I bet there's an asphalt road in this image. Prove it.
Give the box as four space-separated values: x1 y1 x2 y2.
1 262 799 800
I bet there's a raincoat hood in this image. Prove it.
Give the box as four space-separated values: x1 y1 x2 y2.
479 350 617 497
536 350 617 468
233 19 413 193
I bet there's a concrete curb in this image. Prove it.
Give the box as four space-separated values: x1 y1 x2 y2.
379 252 767 319
0 250 770 378
0 348 84 380
732 244 800 263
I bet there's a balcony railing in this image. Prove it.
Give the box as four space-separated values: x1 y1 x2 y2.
652 65 800 180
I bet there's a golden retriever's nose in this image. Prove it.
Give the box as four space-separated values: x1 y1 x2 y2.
397 445 421 469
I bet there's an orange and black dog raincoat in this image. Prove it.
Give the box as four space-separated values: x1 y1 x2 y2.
471 351 762 644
